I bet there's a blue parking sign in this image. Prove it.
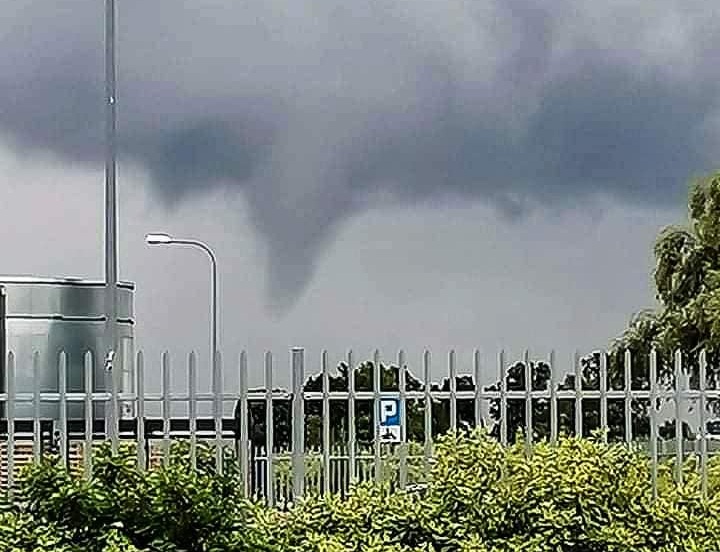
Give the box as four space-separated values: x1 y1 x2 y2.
380 398 400 426
378 398 402 442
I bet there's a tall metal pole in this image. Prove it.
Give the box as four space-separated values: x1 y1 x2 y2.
104 0 119 443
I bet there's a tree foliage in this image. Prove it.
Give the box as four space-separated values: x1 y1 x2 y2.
614 172 720 383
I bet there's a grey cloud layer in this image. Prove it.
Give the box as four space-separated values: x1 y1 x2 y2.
1 0 717 311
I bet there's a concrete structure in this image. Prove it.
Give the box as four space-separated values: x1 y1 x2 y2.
0 277 134 420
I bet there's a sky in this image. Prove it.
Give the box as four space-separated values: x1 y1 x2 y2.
0 0 718 389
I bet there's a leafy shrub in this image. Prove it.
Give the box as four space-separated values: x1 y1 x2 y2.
277 429 720 551
5 441 273 552
5 430 720 551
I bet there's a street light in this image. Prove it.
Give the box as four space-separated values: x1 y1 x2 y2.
145 233 219 381
145 233 173 245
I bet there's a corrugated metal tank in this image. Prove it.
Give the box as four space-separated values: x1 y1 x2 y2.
0 277 134 421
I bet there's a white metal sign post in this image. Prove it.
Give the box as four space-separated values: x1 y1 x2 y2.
378 397 403 443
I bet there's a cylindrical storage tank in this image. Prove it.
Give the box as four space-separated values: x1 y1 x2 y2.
0 277 134 421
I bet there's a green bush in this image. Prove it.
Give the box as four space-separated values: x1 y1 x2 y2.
4 430 720 551
5 442 274 552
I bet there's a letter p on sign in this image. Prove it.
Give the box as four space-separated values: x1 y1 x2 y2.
380 398 400 426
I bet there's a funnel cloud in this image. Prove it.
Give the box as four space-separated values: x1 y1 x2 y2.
0 0 718 311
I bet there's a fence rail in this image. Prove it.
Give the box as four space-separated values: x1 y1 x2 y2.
3 347 720 504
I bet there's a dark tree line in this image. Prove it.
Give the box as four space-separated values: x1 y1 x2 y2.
236 351 695 452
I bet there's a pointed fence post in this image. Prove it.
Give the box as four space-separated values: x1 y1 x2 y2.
347 350 357 485
650 349 659 500
238 351 249 496
674 350 683 487
187 352 197 471
291 348 305 500
161 352 171 466
423 351 433 473
264 351 274 505
624 350 632 446
84 351 94 477
398 349 408 490
549 350 558 446
600 351 608 444
59 351 68 467
213 351 223 474
32 352 41 463
6 352 15 496
524 350 532 455
373 350 382 483
136 351 146 472
322 351 331 496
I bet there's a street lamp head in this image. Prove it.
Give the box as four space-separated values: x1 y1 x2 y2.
145 233 173 245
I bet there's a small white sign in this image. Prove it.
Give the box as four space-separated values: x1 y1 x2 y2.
379 425 402 442
378 398 402 443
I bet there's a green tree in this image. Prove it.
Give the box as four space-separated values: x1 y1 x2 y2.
614 172 720 387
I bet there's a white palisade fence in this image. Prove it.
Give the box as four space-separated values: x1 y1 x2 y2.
2 347 720 505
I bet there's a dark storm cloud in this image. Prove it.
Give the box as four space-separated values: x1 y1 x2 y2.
522 60 715 203
0 0 718 310
130 119 273 205
348 58 715 210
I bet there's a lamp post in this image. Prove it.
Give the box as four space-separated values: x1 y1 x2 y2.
145 233 219 382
